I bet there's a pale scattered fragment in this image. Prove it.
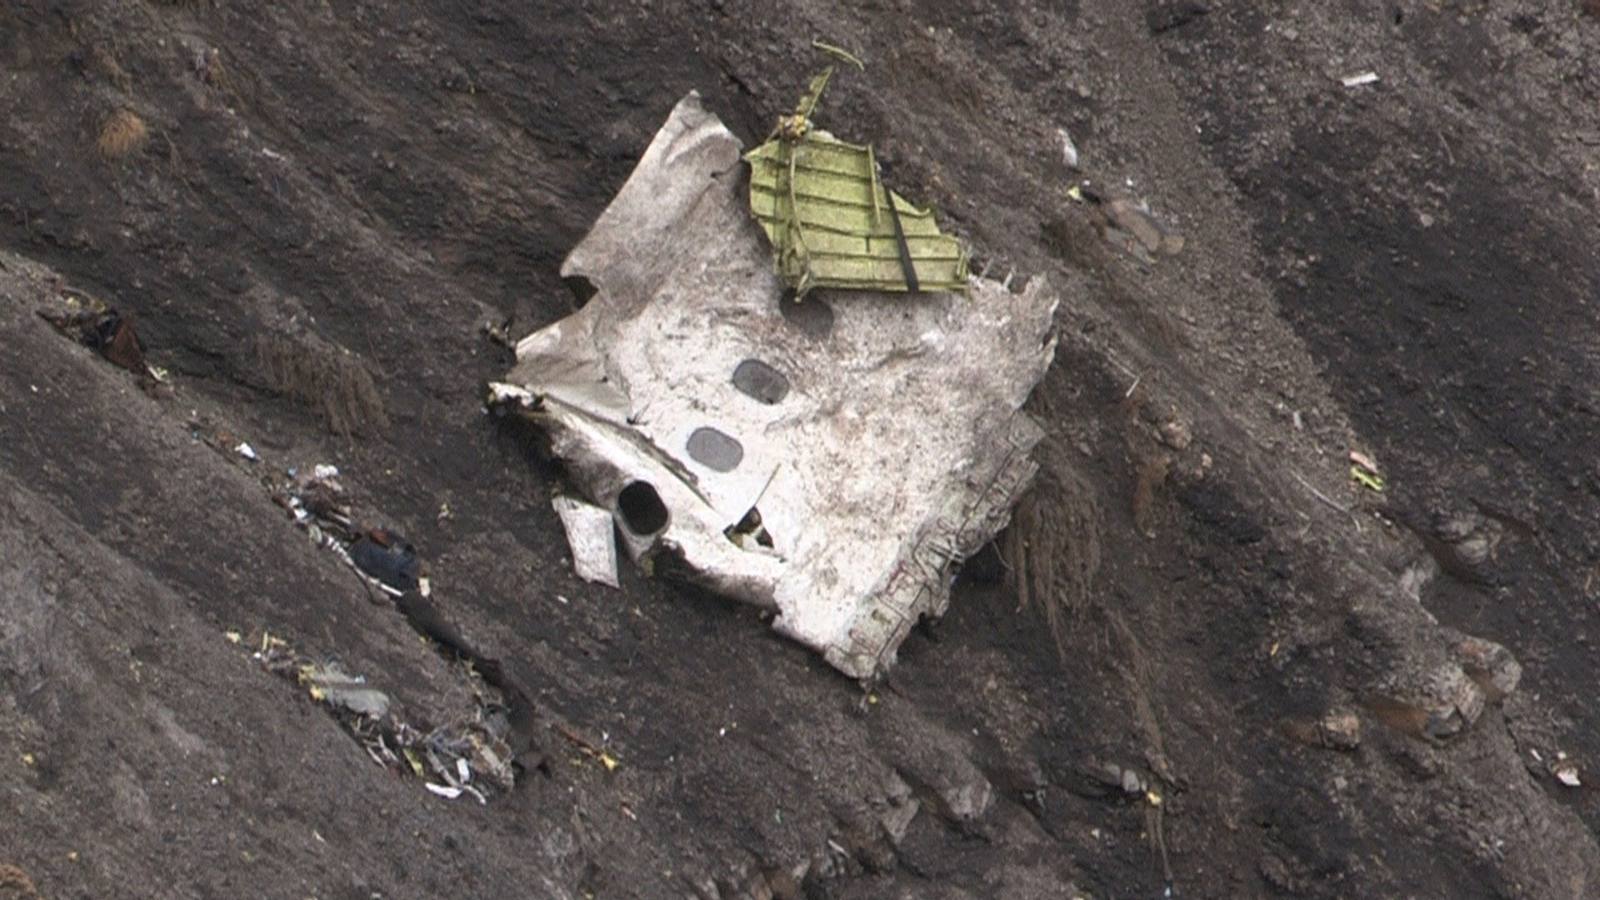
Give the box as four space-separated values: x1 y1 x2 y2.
235 442 259 461
1349 449 1379 474
313 464 340 479
1341 71 1379 87
551 495 621 588
426 782 463 799
1555 765 1581 788
298 663 390 718
1057 126 1080 169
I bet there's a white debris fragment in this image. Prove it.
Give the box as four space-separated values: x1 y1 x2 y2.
313 463 340 479
1349 449 1380 474
1341 71 1380 88
425 782 463 799
456 757 472 784
1555 765 1581 788
551 495 621 588
1057 126 1080 169
492 93 1057 680
235 442 258 461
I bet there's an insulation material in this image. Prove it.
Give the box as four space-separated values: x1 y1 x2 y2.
491 93 1058 679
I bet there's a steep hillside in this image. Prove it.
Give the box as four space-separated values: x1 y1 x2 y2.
3 2 1599 897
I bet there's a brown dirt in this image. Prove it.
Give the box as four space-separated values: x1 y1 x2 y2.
3 1 1600 898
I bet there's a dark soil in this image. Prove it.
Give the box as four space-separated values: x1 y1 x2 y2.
3 1 1600 898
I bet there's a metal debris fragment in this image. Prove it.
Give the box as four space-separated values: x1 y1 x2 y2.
551 495 621 588
745 50 968 297
491 92 1056 679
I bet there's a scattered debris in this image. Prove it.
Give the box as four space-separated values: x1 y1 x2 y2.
266 468 544 786
490 91 1057 679
1349 449 1380 474
1554 763 1581 788
1341 71 1380 88
1349 449 1384 491
1350 465 1384 492
1057 126 1080 169
481 316 517 349
36 292 158 378
551 495 621 588
245 629 518 802
299 662 391 718
349 529 422 596
234 442 259 462
745 47 968 297
554 722 620 772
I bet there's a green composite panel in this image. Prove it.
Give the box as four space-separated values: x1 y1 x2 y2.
746 133 968 297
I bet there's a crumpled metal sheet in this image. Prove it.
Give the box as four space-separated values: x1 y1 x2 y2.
492 92 1058 679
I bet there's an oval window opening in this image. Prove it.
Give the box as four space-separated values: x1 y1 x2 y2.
563 275 598 309
616 481 669 535
779 296 834 339
732 359 790 405
686 426 744 473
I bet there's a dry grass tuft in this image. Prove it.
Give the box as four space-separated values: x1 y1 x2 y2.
0 864 40 900
1131 453 1172 537
87 44 132 92
96 109 148 160
255 333 389 437
1001 449 1103 657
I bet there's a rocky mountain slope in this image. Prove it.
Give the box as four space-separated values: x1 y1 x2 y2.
3 2 1600 897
